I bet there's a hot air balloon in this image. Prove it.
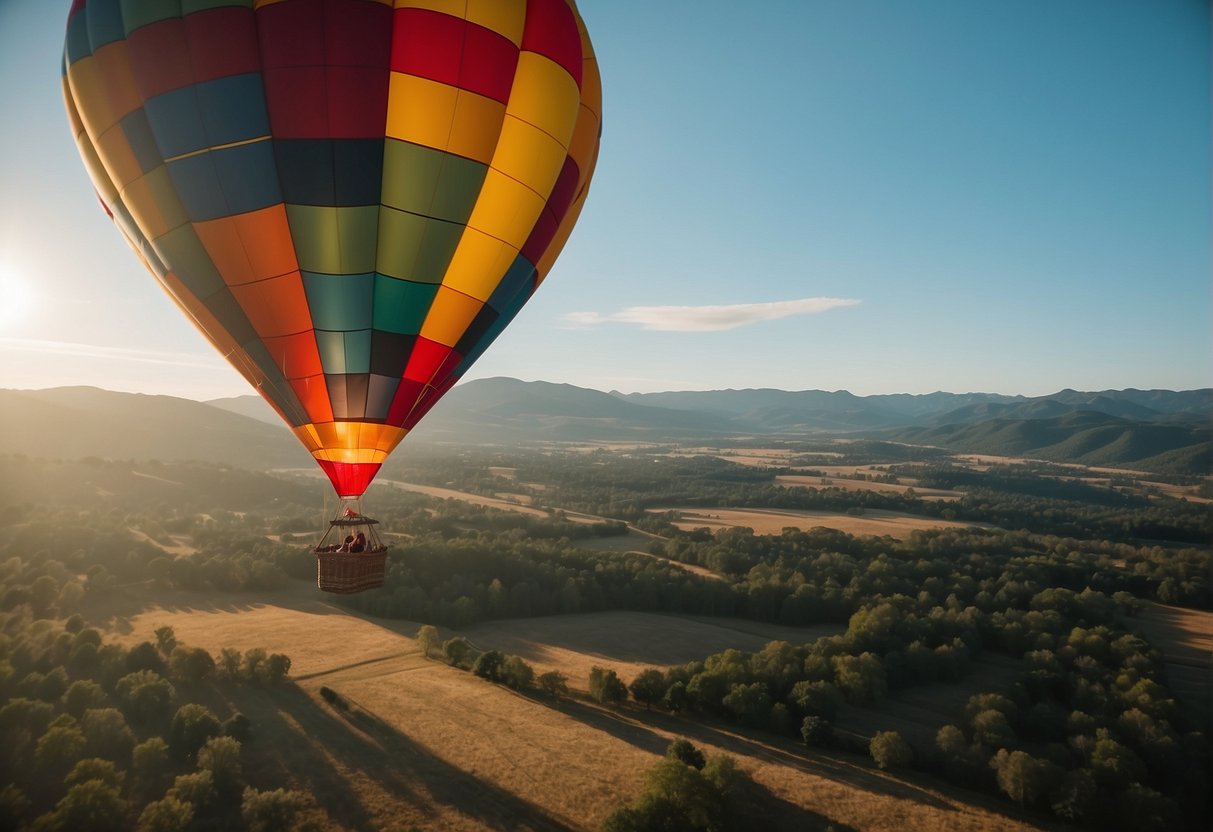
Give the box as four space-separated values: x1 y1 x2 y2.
62 0 601 592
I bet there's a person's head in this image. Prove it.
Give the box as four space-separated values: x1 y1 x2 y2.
345 535 354 543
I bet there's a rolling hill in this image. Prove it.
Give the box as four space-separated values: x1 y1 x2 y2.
0 387 309 469
890 411 1211 474
1 380 1208 475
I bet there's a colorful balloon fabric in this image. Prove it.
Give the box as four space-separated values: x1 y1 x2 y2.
63 0 601 497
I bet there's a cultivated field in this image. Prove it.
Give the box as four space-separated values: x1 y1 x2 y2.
650 506 994 539
105 586 1052 831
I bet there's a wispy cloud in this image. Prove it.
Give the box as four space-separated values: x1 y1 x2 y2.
561 296 861 332
0 337 226 370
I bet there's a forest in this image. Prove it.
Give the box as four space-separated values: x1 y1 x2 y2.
0 442 1208 830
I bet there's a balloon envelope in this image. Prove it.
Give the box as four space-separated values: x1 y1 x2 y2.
63 0 601 497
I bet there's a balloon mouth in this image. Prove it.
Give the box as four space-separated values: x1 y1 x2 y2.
316 460 383 499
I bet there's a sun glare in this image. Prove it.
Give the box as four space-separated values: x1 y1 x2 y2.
0 265 37 330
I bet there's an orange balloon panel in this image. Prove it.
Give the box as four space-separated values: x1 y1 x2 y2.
64 0 601 497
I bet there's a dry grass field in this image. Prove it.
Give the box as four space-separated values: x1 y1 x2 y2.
102 586 1054 831
386 480 551 519
776 474 962 500
1127 601 1213 728
651 506 994 539
464 612 844 683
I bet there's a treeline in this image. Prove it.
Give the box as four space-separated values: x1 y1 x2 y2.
0 614 311 831
656 525 1210 611
570 571 1208 829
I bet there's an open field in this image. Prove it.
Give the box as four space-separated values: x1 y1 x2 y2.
776 474 962 500
386 480 552 519
465 612 844 683
650 506 995 539
1127 601 1213 728
106 587 1053 831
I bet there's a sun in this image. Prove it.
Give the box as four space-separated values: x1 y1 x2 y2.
0 264 37 331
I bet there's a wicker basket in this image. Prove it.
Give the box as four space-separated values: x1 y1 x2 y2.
316 550 387 594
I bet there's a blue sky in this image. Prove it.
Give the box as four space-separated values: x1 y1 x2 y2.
0 0 1208 399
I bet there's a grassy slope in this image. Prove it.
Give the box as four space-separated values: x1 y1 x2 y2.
101 582 1055 832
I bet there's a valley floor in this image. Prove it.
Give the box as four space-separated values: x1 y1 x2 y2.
103 582 1065 831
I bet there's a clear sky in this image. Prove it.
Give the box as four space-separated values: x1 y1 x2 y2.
0 0 1208 399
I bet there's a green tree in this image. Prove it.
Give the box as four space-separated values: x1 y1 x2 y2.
588 666 627 706
789 679 843 720
131 737 171 797
722 682 772 728
1090 728 1148 789
641 758 719 830
0 784 29 831
800 716 833 747
869 730 913 770
80 708 135 764
264 653 291 684
50 780 127 832
168 704 221 760
66 758 125 790
126 641 165 674
442 637 471 668
241 786 305 832
661 681 689 712
241 648 268 682
168 646 215 684
35 667 69 702
416 625 440 658
500 655 534 690
62 680 107 717
970 709 1015 748
537 671 569 698
472 650 505 681
990 748 1054 806
832 653 887 704
1049 768 1097 823
136 796 194 832
197 736 244 797
167 770 217 815
34 723 86 779
628 669 666 710
114 670 175 726
665 738 705 770
218 648 242 680
154 626 177 657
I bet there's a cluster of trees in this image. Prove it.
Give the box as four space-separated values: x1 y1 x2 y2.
554 551 1206 828
335 532 733 625
411 624 569 698
602 739 760 832
0 614 312 831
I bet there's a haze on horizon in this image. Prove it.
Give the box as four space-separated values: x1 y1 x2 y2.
1 0 1208 401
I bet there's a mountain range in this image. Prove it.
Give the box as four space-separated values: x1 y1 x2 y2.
1 379 1208 475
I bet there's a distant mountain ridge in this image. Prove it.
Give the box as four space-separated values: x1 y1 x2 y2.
0 380 1207 475
0 386 308 468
